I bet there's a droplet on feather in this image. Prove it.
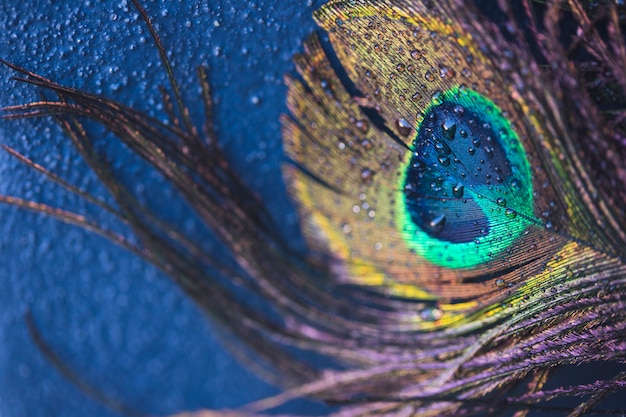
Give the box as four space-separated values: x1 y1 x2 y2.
429 214 446 231
505 208 517 218
420 306 443 322
361 168 375 183
439 65 455 79
452 183 464 198
441 118 457 140
410 49 422 59
396 118 413 137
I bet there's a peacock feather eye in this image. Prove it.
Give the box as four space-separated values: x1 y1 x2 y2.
396 86 534 270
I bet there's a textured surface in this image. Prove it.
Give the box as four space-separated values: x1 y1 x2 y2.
0 1 325 416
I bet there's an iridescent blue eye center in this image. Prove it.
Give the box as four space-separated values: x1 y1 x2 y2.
404 102 513 244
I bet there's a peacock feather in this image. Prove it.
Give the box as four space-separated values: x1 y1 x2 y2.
285 0 626 331
1 0 626 416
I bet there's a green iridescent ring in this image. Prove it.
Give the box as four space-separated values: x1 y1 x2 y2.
395 86 534 269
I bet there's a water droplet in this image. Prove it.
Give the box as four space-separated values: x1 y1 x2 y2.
441 118 457 140
410 49 422 59
467 146 476 155
496 197 507 207
420 306 443 321
361 168 375 182
396 118 413 137
412 158 426 170
429 214 446 230
495 278 505 288
424 70 435 82
439 65 455 79
434 141 450 155
452 183 464 198
355 118 369 133
438 156 450 166
505 208 517 218
431 91 444 105
396 63 405 72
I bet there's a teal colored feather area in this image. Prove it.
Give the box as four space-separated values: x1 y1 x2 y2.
396 86 534 269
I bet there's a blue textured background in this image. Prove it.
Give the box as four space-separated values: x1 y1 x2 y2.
0 1 326 416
